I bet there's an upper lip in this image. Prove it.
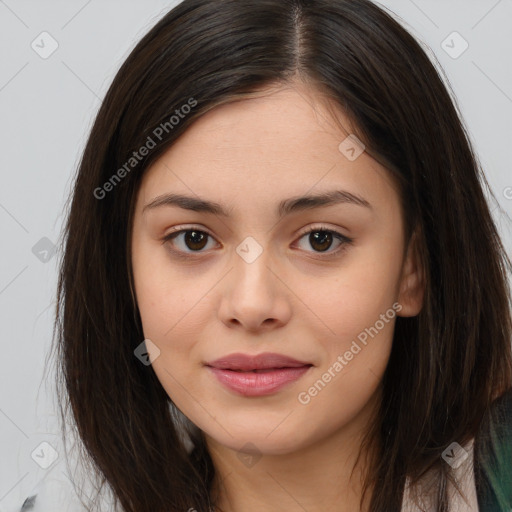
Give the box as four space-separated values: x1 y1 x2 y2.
205 352 312 371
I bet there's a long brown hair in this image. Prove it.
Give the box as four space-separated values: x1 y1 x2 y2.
51 0 512 510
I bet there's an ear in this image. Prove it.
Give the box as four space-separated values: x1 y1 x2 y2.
397 227 425 317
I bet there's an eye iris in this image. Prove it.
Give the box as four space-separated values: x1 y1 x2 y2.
310 231 333 252
185 230 208 250
178 230 338 252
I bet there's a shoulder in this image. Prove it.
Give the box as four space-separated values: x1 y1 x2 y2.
474 387 512 512
401 438 479 511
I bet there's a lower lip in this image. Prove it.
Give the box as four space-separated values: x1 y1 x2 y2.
206 365 312 396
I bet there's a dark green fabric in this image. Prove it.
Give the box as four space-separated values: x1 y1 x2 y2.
474 387 512 511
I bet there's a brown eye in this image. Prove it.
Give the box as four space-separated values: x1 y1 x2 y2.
163 229 216 253
295 227 353 257
183 230 208 251
308 231 334 252
162 226 352 259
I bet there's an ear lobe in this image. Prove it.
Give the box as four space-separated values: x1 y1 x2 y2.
397 227 425 317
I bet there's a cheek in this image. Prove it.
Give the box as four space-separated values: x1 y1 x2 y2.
132 237 196 337
293 244 401 407
135 280 207 364
133 266 205 403
131 249 215 397
297 250 402 343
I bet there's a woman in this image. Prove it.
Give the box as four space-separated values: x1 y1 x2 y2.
32 0 512 510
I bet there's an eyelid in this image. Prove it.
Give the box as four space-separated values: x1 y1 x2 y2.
161 223 353 257
161 224 218 246
292 223 353 258
163 223 349 240
295 223 349 238
163 224 214 237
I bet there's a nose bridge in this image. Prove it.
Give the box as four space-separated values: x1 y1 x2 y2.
232 235 275 295
218 234 292 331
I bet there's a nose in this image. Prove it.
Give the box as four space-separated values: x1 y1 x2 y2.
217 246 292 333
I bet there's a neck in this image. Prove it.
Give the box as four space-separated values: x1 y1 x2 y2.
205 392 381 512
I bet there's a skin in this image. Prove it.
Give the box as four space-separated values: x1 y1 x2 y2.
131 81 424 512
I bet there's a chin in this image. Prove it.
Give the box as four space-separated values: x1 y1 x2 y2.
204 420 310 456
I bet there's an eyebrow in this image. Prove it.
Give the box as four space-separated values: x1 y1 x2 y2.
142 190 372 218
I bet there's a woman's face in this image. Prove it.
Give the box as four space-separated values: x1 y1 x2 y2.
131 83 423 456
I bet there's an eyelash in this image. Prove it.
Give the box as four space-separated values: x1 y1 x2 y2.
161 224 353 260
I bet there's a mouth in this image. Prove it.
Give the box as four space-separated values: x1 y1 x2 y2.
204 353 313 396
205 352 313 372
219 367 312 373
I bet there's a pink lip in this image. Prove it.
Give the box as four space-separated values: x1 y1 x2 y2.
205 352 313 397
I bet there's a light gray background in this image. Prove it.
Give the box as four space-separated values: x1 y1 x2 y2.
1 1 511 510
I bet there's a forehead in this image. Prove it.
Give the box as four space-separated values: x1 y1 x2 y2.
136 83 401 223
170 84 353 162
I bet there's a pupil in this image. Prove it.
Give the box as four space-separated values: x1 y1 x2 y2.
185 230 207 250
183 230 334 252
310 231 332 252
